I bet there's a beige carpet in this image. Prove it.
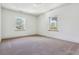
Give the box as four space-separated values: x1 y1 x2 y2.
0 36 79 55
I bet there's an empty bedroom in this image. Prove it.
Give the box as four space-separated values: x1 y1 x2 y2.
0 3 79 55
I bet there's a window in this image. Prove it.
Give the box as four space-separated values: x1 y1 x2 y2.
49 17 58 31
16 17 25 31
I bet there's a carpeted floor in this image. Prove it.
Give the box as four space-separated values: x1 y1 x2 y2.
0 36 79 55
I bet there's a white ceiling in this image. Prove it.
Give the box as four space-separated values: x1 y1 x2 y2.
1 3 65 16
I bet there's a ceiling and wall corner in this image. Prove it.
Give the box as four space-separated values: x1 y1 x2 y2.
1 3 65 16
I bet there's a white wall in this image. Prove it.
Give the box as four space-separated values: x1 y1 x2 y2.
38 4 79 43
2 8 37 38
0 4 1 41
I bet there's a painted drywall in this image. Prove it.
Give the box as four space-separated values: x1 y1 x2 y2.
0 4 1 41
38 4 79 43
2 8 37 38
